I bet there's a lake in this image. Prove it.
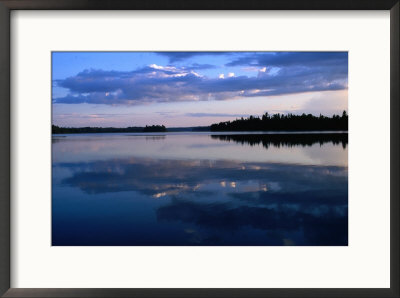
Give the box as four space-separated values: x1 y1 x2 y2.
52 132 348 246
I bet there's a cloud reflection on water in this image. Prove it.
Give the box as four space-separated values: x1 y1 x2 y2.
55 153 347 245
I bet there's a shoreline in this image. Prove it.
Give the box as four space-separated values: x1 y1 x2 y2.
52 130 349 135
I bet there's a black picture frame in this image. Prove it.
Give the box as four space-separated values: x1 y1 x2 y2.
0 1 398 297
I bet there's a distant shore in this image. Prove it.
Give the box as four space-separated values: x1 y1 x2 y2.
52 112 348 134
52 129 348 135
52 125 168 134
51 125 211 134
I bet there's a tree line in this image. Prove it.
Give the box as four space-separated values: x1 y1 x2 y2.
210 111 348 131
52 125 166 134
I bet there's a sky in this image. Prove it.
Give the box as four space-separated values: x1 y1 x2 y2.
52 52 348 127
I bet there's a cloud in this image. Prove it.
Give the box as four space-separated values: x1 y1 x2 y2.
156 52 231 62
53 52 348 105
189 63 217 70
226 52 347 69
54 113 134 120
185 113 251 118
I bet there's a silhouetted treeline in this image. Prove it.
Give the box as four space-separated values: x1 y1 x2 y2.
143 125 167 132
210 111 348 131
211 133 348 149
52 125 166 134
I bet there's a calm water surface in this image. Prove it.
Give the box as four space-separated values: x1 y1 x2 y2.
52 132 348 246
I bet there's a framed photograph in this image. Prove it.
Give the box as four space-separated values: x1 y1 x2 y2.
0 1 399 297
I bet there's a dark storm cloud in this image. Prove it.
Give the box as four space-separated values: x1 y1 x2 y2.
53 52 348 105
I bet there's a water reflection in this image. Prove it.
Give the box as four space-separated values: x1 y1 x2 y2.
211 133 347 149
52 132 348 246
52 134 348 245
144 135 166 141
51 132 347 166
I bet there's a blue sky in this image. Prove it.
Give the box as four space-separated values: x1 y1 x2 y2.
52 52 348 127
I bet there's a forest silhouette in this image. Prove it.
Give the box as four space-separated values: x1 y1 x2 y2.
52 125 166 134
210 111 348 131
